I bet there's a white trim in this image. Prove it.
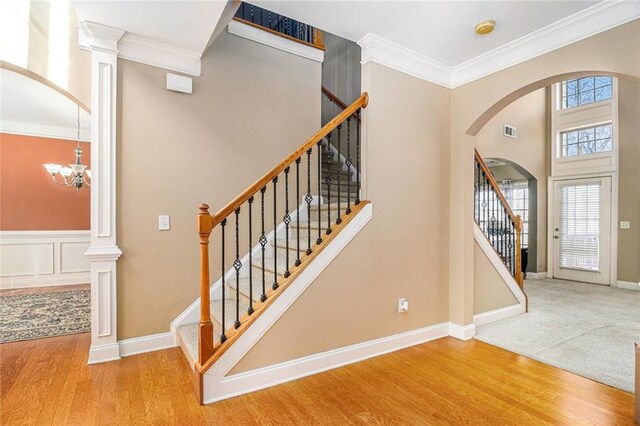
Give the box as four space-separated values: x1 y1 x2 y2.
526 271 548 280
473 223 528 307
87 343 120 365
448 322 476 341
0 231 90 289
357 2 639 88
473 304 524 327
206 320 448 404
614 280 640 291
0 121 91 142
451 0 640 87
119 332 177 357
227 20 324 63
79 22 201 76
202 203 373 403
358 33 451 89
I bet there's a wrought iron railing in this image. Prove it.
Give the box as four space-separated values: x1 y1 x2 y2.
234 3 324 49
474 150 524 287
196 93 368 375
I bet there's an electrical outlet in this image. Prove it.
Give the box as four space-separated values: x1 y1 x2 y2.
620 221 631 230
158 215 171 231
397 298 409 313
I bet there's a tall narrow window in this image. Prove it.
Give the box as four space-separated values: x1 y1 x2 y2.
501 180 529 248
47 0 70 89
0 0 30 67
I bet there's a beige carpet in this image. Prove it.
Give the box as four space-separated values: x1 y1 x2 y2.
476 278 640 393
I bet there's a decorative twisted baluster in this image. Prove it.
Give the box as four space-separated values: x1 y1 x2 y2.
306 149 313 255
259 187 267 302
336 125 342 225
355 112 361 205
325 134 332 235
234 208 241 329
283 167 291 278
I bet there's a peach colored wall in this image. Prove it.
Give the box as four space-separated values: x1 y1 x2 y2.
0 133 90 230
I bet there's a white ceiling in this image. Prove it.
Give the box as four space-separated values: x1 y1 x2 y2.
255 1 599 67
0 68 91 141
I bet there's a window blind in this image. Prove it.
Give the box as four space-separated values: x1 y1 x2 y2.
559 183 600 271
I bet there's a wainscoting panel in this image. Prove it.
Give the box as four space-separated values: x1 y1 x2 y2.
0 231 90 288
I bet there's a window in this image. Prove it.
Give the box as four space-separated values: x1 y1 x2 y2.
560 123 613 158
501 181 529 248
559 183 601 271
561 76 612 109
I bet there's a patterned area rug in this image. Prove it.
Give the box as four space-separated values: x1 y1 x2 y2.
0 290 90 343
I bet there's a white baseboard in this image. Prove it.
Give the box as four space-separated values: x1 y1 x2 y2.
119 332 177 357
615 280 640 291
448 322 476 341
205 321 449 404
526 271 548 280
88 342 121 364
473 304 525 327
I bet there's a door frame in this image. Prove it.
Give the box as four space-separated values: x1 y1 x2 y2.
547 171 618 285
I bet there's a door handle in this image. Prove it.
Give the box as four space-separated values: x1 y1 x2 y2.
555 228 559 232
554 235 559 239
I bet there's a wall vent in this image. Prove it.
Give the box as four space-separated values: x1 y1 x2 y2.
504 124 517 138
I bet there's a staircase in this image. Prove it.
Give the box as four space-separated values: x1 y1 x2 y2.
474 149 525 291
174 92 369 404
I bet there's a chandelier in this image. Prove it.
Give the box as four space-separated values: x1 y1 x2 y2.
43 106 90 190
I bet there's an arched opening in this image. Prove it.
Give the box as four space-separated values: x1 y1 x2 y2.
0 62 92 343
472 70 640 394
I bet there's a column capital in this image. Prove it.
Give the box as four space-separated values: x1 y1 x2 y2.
79 21 125 55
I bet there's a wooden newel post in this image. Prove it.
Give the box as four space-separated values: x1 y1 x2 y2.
198 204 214 366
515 215 524 289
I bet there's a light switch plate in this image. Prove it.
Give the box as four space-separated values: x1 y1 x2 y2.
620 221 630 230
159 215 171 231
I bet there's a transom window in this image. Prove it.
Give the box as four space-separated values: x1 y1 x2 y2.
561 76 612 109
560 123 613 158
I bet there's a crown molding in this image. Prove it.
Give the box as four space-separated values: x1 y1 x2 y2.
358 1 639 89
118 33 202 76
451 0 640 87
79 21 201 76
358 33 452 88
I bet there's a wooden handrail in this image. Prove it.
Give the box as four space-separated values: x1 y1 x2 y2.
233 17 325 50
474 149 524 287
205 92 368 231
322 87 360 121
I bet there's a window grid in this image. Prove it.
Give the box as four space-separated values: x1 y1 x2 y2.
561 123 613 158
561 76 612 109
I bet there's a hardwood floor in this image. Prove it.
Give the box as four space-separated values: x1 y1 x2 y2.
0 334 634 425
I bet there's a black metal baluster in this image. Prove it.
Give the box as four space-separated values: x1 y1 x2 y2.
234 208 241 329
295 158 302 266
220 218 227 343
355 112 361 205
481 172 487 234
259 187 267 302
248 197 254 314
306 149 313 255
316 141 323 245
283 167 291 278
336 124 342 225
272 176 279 290
325 134 332 235
346 117 352 215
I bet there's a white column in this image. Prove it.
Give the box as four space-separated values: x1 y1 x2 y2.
80 22 125 364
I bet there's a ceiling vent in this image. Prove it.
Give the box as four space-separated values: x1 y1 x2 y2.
504 124 517 139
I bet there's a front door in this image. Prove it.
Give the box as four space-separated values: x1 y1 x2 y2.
552 177 611 285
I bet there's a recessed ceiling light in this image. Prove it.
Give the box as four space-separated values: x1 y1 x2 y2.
475 20 495 36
